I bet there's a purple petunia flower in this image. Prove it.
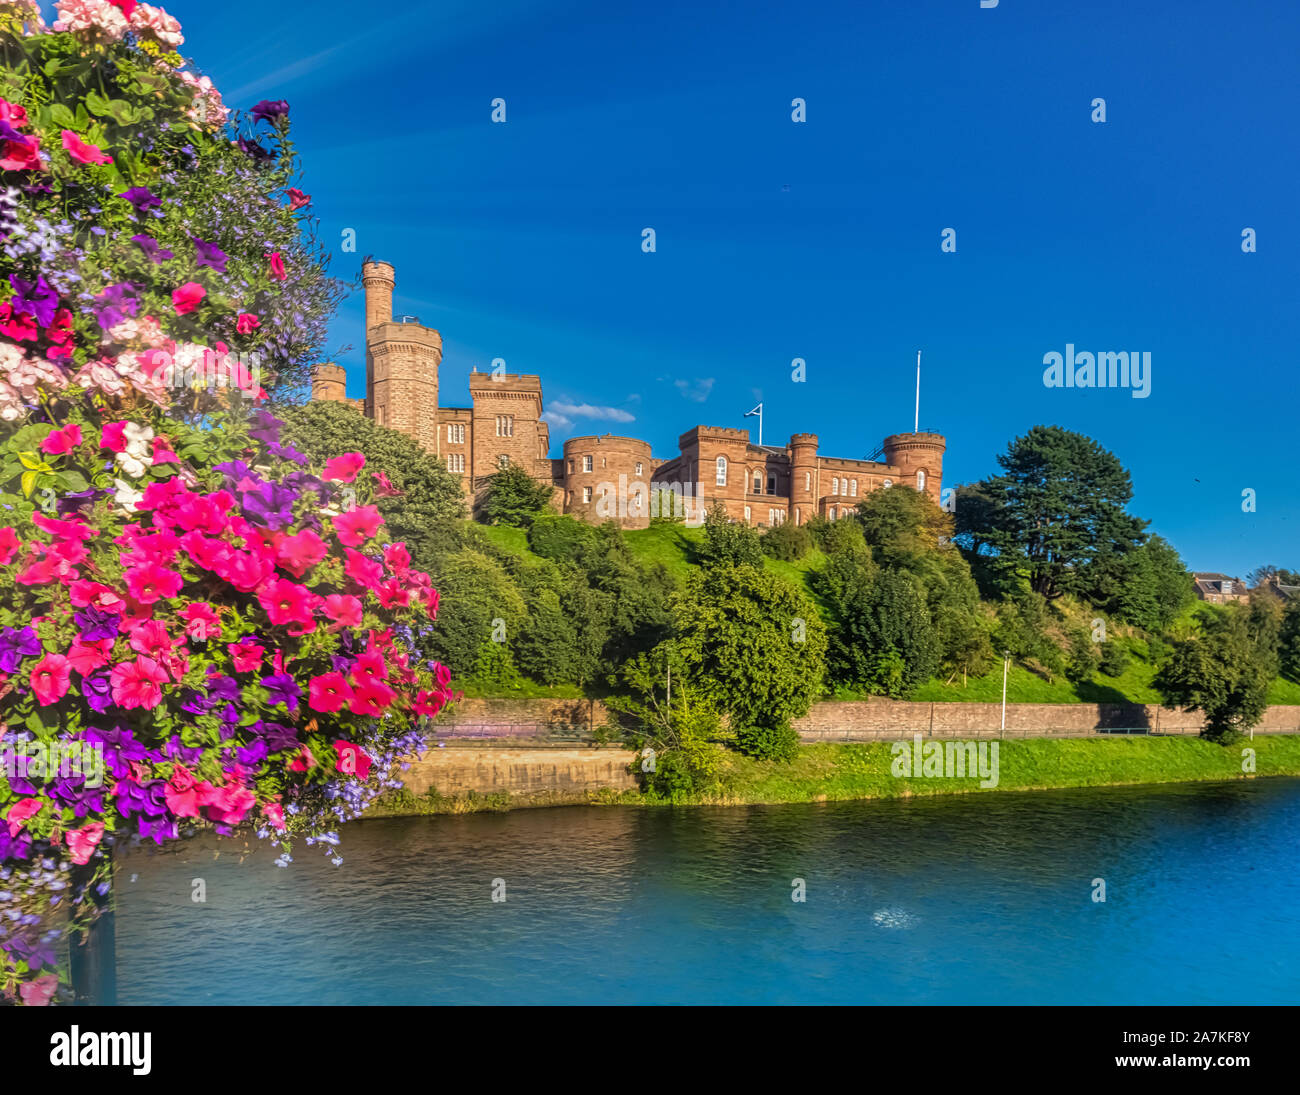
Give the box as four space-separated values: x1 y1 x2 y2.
81 671 113 714
119 187 161 215
250 100 289 124
260 672 301 714
8 274 58 327
242 480 297 530
93 281 140 330
0 626 40 673
192 237 228 273
206 673 241 705
236 138 274 164
248 409 283 444
74 604 120 642
131 234 174 264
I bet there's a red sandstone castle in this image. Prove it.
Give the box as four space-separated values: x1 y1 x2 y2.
310 261 946 529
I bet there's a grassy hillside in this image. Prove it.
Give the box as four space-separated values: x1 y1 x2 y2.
471 519 1300 706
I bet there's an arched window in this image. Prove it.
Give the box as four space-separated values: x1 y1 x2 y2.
850 479 858 497
804 471 811 492
916 470 926 491
716 456 727 486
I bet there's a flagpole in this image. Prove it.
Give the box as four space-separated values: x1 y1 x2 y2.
915 350 921 433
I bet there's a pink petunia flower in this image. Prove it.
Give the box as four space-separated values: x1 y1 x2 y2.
227 639 265 673
286 188 311 210
30 654 71 706
307 671 353 714
235 312 260 334
5 797 45 838
333 741 373 779
61 130 112 165
40 422 82 455
124 562 182 603
266 251 287 281
180 602 221 641
171 281 206 315
333 504 383 547
321 593 363 630
109 655 169 709
322 452 365 483
64 821 105 866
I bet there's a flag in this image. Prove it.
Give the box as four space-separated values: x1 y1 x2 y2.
744 403 763 417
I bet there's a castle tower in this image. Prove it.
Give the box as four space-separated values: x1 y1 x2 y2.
882 432 945 501
310 362 346 403
363 260 442 452
789 433 818 525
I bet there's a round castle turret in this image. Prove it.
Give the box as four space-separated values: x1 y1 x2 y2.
789 433 819 524
562 434 655 529
311 362 346 403
882 432 945 499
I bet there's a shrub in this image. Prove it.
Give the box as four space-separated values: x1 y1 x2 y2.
735 721 800 763
1098 640 1131 677
762 521 812 562
527 513 594 561
480 462 554 528
696 502 763 568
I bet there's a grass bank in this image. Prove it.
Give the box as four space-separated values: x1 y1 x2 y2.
366 736 1300 817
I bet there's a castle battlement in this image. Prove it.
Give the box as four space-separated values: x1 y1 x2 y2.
310 262 947 529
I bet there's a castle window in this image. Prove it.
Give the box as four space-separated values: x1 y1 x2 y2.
753 473 761 494
744 505 751 523
850 479 858 497
768 474 776 495
495 415 514 437
447 423 465 444
568 458 574 472
805 471 811 492
583 486 592 503
498 454 509 469
635 462 643 477
447 454 465 473
829 506 837 521
832 477 839 495
916 470 926 491
794 507 801 525
716 456 727 486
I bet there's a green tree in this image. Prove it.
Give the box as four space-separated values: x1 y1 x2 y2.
696 502 763 568
423 549 526 678
672 564 827 737
480 462 555 528
854 570 940 696
1154 609 1272 743
1096 535 1194 632
979 426 1147 601
1279 597 1300 682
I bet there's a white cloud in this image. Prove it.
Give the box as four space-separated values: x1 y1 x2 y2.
674 378 714 403
541 402 636 433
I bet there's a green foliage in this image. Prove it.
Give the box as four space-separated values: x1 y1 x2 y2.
855 484 952 564
1280 598 1300 683
1065 628 1101 683
735 721 801 762
856 570 940 697
762 521 813 562
1098 640 1131 678
480 463 555 528
1096 535 1195 631
975 426 1147 602
527 513 595 560
423 550 526 677
696 501 764 568
1154 608 1273 742
993 594 1065 681
673 563 827 730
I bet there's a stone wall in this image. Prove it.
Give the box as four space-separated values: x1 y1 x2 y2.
433 696 1300 742
401 744 639 799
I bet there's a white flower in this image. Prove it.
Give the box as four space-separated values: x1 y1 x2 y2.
115 450 148 479
113 478 144 511
121 421 154 458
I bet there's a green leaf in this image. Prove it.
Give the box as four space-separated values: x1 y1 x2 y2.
85 89 113 117
57 469 89 492
19 469 38 497
17 451 52 473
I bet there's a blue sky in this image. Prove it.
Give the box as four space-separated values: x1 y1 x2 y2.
83 0 1300 575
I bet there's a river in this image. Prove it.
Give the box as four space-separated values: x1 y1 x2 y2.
114 779 1300 1004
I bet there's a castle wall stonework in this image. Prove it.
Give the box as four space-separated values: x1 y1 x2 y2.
309 262 948 526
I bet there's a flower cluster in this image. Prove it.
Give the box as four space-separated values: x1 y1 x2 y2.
0 8 449 1005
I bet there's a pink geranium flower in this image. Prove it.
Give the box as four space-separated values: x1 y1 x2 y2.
235 312 260 334
40 423 82 455
333 504 383 547
172 281 206 314
30 654 71 706
61 131 112 165
110 655 169 709
322 452 365 483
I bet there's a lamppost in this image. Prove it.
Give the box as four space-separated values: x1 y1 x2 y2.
1000 650 1011 740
